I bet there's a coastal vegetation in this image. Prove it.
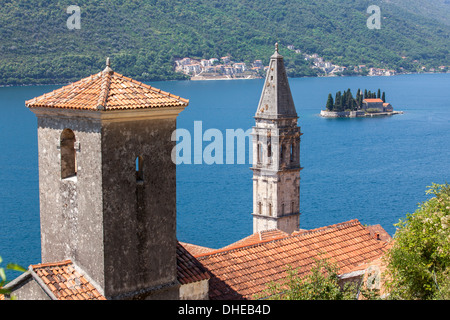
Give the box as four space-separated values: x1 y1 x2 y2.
0 0 449 85
384 183 450 300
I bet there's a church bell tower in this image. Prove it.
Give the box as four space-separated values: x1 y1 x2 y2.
26 59 188 299
251 44 302 234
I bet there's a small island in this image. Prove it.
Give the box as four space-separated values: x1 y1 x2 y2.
320 88 403 118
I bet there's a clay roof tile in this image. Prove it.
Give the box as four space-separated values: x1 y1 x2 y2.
26 66 188 111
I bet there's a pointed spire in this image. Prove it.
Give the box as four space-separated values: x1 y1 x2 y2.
255 44 297 119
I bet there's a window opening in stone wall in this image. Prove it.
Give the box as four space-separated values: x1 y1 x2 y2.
258 143 263 164
136 156 144 182
290 144 294 162
60 129 77 179
280 144 284 163
268 203 272 216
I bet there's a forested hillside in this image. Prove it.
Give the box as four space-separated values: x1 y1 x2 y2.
0 0 449 85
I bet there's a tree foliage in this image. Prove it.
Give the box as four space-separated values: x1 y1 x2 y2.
325 88 385 111
384 183 450 300
0 256 26 298
261 257 363 300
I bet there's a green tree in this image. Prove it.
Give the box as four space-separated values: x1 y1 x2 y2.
262 257 360 300
0 256 26 298
382 91 386 102
384 183 450 300
334 91 343 111
326 93 334 111
377 88 381 99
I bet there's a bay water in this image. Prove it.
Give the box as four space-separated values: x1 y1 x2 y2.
0 73 449 278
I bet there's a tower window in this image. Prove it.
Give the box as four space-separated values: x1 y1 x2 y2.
280 144 284 162
268 203 272 216
258 202 262 215
60 129 77 179
258 143 263 164
136 156 144 182
290 144 294 162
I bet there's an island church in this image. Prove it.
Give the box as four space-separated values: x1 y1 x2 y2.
5 46 391 300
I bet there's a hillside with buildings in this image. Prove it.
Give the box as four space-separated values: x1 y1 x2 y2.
0 0 449 85
175 44 399 80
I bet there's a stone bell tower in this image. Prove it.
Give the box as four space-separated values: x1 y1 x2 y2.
251 44 302 234
26 59 188 299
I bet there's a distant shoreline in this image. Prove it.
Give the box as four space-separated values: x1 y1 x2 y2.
0 71 448 88
190 74 262 81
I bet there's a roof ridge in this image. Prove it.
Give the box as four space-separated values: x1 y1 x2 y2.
30 259 73 269
293 219 360 236
196 219 362 259
96 71 112 110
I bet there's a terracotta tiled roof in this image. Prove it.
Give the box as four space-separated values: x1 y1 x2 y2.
30 260 106 300
177 242 211 285
220 229 290 250
179 242 215 256
25 66 188 111
366 224 393 243
194 219 390 300
363 98 383 103
26 242 208 300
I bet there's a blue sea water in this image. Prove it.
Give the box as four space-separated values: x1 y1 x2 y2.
0 73 449 279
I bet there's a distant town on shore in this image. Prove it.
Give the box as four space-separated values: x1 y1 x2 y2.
174 44 447 81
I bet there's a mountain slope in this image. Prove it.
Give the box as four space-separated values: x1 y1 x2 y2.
0 0 449 85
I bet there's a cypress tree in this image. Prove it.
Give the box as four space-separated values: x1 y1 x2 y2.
364 89 368 99
346 90 353 111
326 93 334 111
377 88 381 99
382 91 386 102
335 91 342 111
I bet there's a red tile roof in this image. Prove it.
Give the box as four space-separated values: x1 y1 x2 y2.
26 242 209 300
193 219 390 300
363 98 383 103
220 229 290 250
25 67 188 111
177 243 211 285
30 260 106 300
179 242 215 256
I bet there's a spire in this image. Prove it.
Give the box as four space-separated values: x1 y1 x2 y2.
255 44 297 119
